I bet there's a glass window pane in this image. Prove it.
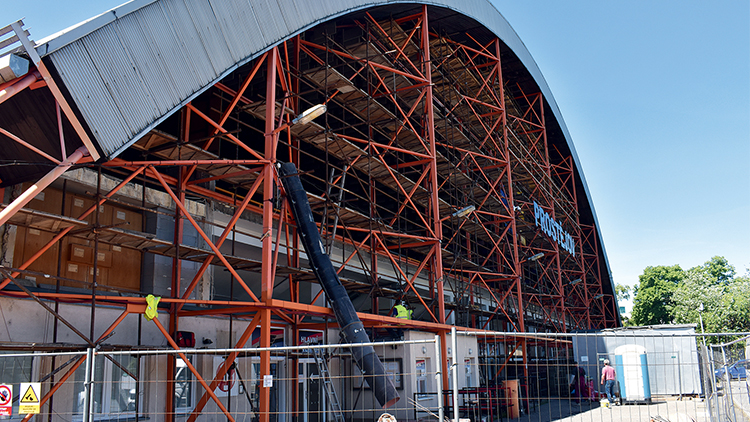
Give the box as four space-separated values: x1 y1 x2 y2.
109 355 137 413
175 357 193 409
73 356 104 415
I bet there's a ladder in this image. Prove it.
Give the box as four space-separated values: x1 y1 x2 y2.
313 348 346 422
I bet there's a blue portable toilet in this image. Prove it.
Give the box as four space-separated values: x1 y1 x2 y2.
614 344 651 403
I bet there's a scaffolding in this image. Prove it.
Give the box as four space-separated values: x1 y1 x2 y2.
0 5 618 422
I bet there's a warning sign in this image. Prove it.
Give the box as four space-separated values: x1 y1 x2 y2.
0 384 12 416
19 382 40 414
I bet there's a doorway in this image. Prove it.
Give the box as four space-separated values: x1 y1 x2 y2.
298 358 325 422
247 358 286 422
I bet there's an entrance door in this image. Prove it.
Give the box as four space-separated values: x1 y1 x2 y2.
298 359 325 422
250 360 284 422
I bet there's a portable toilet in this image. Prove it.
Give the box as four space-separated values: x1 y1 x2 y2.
614 344 651 403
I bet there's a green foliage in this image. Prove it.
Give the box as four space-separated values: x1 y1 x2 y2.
630 265 683 326
692 256 736 284
615 284 631 301
671 271 721 326
631 257 749 343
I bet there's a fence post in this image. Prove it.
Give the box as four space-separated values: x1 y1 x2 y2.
720 346 729 420
701 345 715 422
82 347 94 422
720 344 738 422
435 334 444 422
709 344 720 421
451 327 458 422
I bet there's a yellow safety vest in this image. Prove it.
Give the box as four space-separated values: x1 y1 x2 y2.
394 304 412 320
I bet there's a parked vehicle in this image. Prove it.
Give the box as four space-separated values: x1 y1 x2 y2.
715 359 750 380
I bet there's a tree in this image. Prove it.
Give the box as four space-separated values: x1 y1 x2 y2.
630 265 684 326
692 256 736 284
671 259 750 342
671 270 722 329
615 284 631 301
627 257 748 337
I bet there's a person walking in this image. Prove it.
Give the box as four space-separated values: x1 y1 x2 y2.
600 359 617 404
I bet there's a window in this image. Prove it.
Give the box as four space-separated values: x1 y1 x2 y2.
465 359 474 388
174 357 195 412
73 354 140 419
416 359 430 399
108 355 138 413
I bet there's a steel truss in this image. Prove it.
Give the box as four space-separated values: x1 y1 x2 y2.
0 7 618 422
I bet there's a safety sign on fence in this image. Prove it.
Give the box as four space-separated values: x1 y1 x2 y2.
19 382 40 414
0 384 12 416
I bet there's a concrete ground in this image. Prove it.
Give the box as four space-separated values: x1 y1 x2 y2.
511 397 711 422
720 379 750 422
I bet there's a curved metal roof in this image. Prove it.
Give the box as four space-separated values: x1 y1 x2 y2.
33 0 615 301
36 0 564 160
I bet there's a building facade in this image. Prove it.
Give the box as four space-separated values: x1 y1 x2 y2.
0 1 618 421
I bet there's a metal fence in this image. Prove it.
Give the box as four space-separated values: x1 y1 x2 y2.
454 329 748 422
0 336 442 422
706 335 750 422
3 330 750 422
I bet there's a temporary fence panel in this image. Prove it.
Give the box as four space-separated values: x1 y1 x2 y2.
709 335 750 422
0 336 442 422
7 331 750 422
453 330 746 422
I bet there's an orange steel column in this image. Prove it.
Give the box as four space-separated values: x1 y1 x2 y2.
493 37 518 334
259 48 277 422
421 5 444 325
290 36 301 422
167 110 189 421
422 5 450 397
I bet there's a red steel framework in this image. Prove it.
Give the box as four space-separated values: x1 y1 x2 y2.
0 7 618 422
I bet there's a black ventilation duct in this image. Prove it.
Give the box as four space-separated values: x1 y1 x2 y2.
278 162 400 408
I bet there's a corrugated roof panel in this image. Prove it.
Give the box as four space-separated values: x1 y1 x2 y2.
159 0 216 89
41 0 565 172
287 0 310 23
114 10 180 116
183 0 234 75
49 41 130 153
135 2 203 101
81 24 160 136
272 0 305 34
316 0 355 19
207 0 267 63
252 0 292 46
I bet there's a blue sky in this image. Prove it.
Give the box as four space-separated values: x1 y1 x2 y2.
6 1 749 311
491 0 750 309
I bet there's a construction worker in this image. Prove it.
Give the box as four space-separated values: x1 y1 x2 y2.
392 301 413 321
388 301 412 339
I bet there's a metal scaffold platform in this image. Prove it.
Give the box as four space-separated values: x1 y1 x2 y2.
0 3 619 422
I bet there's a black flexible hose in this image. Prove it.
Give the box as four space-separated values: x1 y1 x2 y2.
279 162 400 408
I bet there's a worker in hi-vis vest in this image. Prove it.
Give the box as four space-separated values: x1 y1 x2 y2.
393 301 413 321
388 301 412 339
